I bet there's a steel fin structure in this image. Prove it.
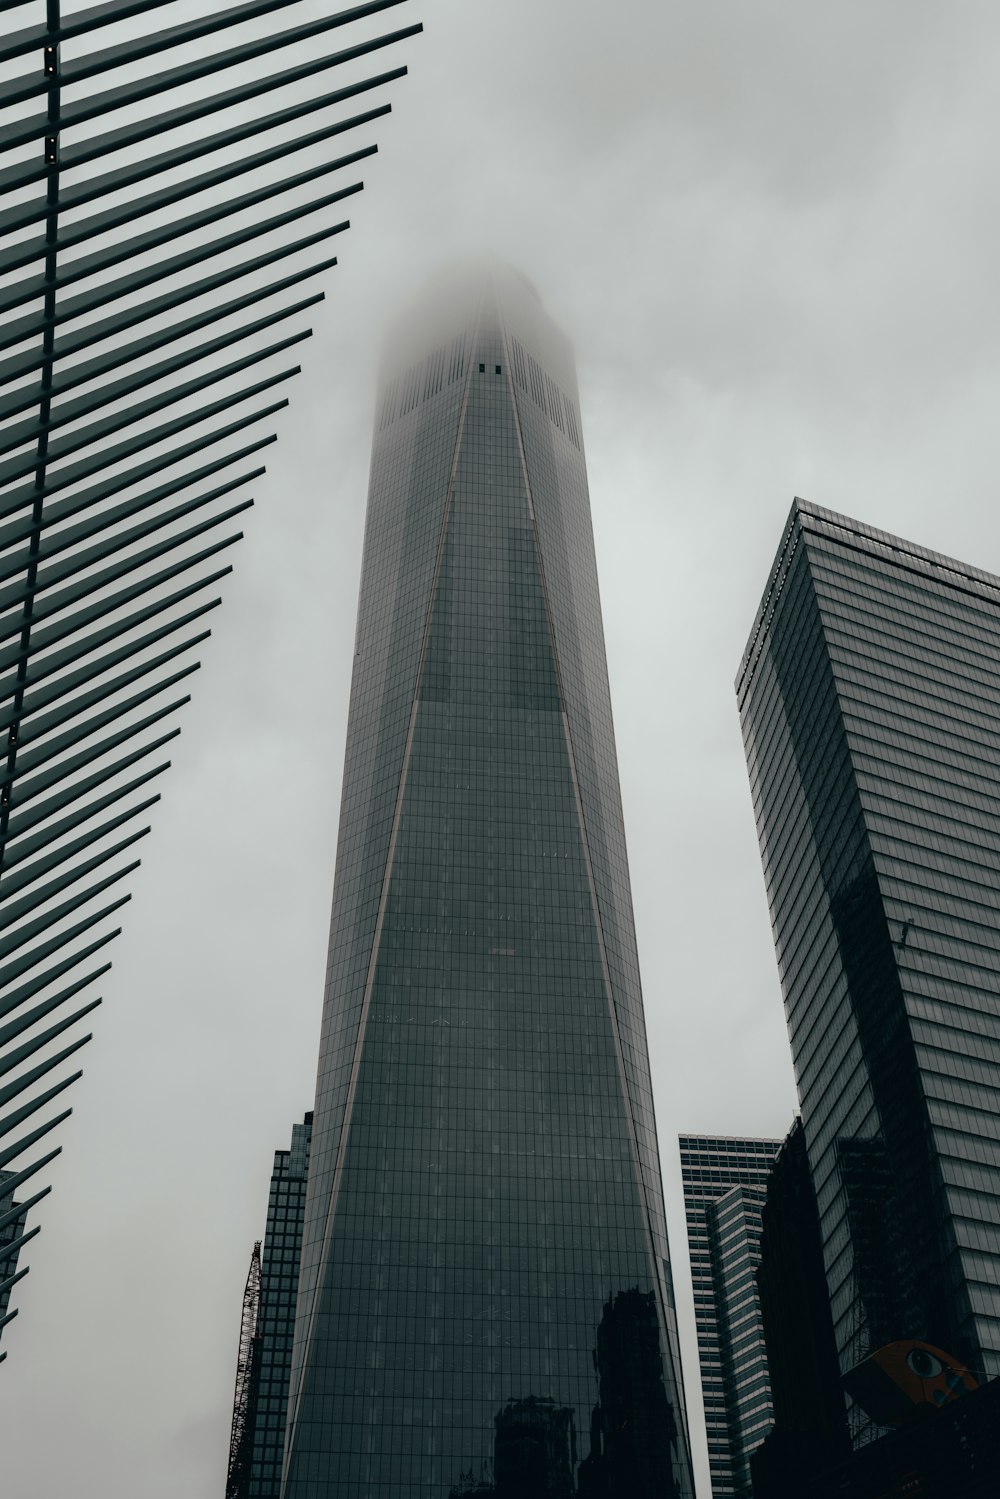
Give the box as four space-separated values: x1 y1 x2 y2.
0 0 421 1359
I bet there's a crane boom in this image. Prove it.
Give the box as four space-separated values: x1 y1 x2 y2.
226 1241 263 1499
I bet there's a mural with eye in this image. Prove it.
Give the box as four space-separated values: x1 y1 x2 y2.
905 1346 943 1380
843 1340 978 1428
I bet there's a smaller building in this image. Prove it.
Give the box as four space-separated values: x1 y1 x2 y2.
679 1135 781 1498
244 1113 312 1499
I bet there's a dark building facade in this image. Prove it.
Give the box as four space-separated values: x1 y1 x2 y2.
737 500 1000 1437
759 1374 1000 1499
281 267 693 1497
679 1135 780 1496
751 1119 851 1497
249 1114 313 1498
577 1287 683 1498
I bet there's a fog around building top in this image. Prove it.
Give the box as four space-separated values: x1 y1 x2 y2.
4 3 1000 1496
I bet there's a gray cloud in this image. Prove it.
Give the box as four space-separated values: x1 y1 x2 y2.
4 2 1000 1494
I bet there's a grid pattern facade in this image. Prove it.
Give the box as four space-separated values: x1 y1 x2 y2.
250 1114 313 1498
680 1136 779 1496
281 268 693 1497
737 500 1000 1435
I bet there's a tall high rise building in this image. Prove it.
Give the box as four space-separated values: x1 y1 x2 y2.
282 266 693 1497
737 499 1000 1431
679 1134 780 1496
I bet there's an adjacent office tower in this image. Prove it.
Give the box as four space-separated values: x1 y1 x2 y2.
250 1115 313 1498
679 1135 780 1496
737 500 1000 1429
282 267 693 1497
227 1114 314 1499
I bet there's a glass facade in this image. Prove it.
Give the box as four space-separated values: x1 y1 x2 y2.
282 267 693 1497
737 500 1000 1439
249 1114 313 1498
679 1135 780 1496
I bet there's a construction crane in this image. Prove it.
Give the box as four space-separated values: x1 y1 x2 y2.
226 1241 264 1499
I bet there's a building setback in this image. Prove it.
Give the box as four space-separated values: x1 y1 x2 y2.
281 266 694 1497
679 1134 780 1496
736 500 1000 1437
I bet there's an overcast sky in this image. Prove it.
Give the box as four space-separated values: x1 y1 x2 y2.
5 2 1000 1495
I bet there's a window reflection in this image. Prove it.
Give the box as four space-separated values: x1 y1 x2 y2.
448 1288 680 1499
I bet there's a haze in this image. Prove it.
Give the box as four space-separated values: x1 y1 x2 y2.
3 3 1000 1495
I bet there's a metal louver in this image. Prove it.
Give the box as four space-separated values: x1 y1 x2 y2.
0 0 421 1360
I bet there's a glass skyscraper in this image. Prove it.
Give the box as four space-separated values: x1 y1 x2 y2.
281 266 693 1497
250 1114 313 1499
737 499 1000 1434
679 1135 780 1496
